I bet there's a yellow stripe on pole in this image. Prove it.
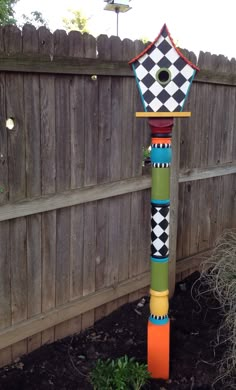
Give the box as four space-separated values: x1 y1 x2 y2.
135 112 191 117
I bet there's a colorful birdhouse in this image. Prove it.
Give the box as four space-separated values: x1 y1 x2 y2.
129 24 199 112
130 24 199 380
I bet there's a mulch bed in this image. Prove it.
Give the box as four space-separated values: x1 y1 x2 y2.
0 272 225 389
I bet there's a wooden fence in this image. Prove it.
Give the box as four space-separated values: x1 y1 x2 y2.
0 24 236 367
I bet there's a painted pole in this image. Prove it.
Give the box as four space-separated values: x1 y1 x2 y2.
148 117 173 379
129 24 199 379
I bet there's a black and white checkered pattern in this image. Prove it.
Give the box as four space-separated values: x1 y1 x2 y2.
152 144 171 148
132 25 195 112
152 163 170 168
151 204 169 257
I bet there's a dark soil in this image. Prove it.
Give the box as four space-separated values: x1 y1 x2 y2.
0 272 226 390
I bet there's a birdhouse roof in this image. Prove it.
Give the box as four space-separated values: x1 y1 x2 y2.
129 24 199 72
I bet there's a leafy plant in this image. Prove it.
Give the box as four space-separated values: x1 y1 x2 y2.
142 146 151 167
21 11 48 28
90 355 150 390
0 0 18 25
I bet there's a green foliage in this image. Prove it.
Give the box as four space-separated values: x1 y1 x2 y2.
62 9 89 33
142 146 151 167
21 11 48 28
0 0 18 25
143 146 150 160
139 37 149 44
90 355 150 390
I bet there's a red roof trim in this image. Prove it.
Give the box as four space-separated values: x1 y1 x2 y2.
129 23 200 72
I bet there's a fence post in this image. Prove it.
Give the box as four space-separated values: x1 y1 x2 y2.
169 119 181 298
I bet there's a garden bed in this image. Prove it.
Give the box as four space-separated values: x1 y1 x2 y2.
0 272 225 389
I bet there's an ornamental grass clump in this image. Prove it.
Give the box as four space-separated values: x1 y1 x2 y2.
196 229 236 387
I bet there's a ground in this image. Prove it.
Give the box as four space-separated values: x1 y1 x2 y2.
0 272 226 390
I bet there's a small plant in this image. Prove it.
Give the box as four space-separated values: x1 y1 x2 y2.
142 146 151 167
90 355 150 390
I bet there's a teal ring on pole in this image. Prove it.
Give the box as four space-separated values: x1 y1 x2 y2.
151 199 170 206
151 256 169 263
149 315 169 325
151 148 172 164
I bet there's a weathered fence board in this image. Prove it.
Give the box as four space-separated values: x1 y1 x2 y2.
0 25 236 367
0 73 7 205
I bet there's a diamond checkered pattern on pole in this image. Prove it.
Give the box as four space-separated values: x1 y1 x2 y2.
151 204 170 257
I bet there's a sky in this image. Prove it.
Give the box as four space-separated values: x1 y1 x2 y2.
14 0 236 60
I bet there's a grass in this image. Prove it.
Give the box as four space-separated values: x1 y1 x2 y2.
194 229 236 388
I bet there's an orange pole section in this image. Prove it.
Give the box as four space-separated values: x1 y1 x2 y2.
147 320 170 379
152 137 171 144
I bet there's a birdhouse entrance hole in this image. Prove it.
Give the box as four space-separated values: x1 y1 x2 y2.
156 68 171 86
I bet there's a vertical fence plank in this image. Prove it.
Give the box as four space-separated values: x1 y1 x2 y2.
0 27 10 365
6 70 25 201
131 41 150 299
121 38 137 303
0 70 8 205
82 202 97 329
38 26 53 56
132 39 146 178
0 222 11 366
84 34 98 187
169 120 180 297
139 188 150 276
22 25 42 352
118 194 131 283
118 38 136 285
95 199 108 291
55 208 71 339
10 217 27 360
68 205 83 334
197 179 211 253
40 28 57 345
53 30 72 340
4 25 28 361
70 82 85 187
94 35 112 320
41 75 56 194
179 50 199 170
188 180 200 255
121 38 135 180
5 30 25 202
103 36 124 316
97 35 112 184
41 211 56 345
23 26 41 199
129 192 141 279
110 36 123 182
81 33 98 328
67 29 85 336
55 77 71 193
27 215 42 352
